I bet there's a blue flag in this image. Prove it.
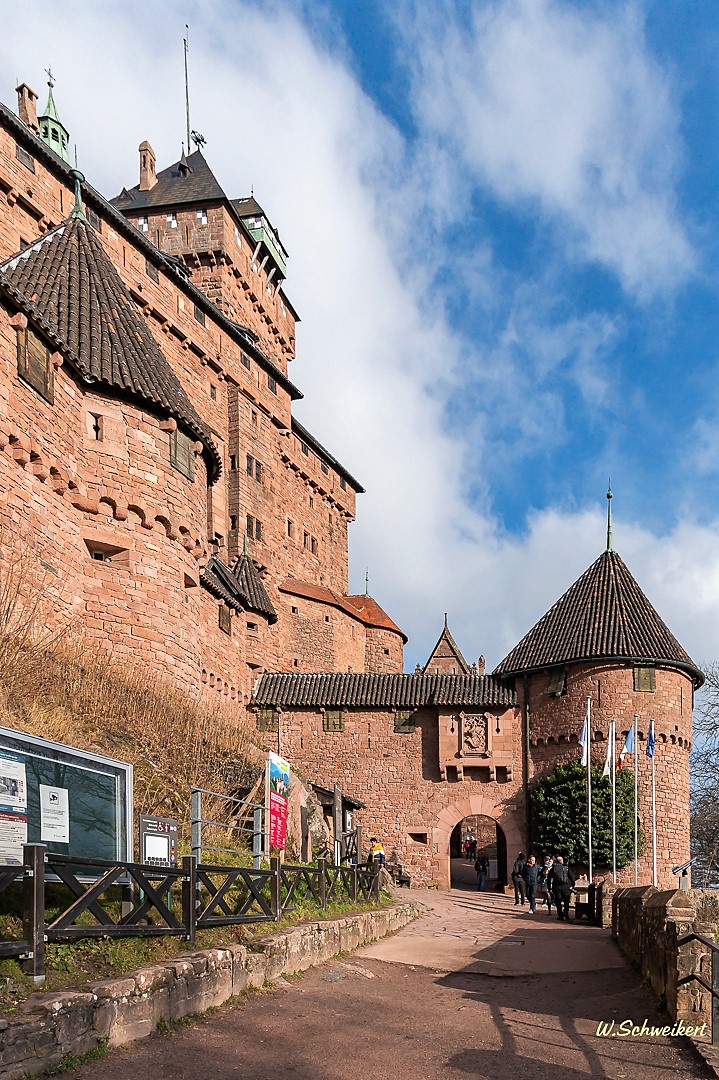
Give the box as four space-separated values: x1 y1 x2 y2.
646 720 655 758
618 727 634 769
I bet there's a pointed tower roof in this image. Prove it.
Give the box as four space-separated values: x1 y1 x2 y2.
111 150 225 210
493 549 703 687
423 615 471 676
0 209 221 480
38 76 70 163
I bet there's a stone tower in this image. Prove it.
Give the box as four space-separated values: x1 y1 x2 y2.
493 496 702 888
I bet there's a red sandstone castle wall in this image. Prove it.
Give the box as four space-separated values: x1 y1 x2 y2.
255 704 525 885
523 661 693 887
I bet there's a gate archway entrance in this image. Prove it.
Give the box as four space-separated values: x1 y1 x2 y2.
450 815 508 890
431 795 523 890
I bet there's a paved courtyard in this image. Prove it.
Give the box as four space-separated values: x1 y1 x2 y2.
68 874 707 1079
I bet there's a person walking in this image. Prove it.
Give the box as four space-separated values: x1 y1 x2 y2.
523 855 539 913
538 856 554 912
474 853 490 891
511 852 527 906
547 855 575 921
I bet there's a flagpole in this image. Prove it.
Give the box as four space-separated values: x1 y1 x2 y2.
587 696 593 883
633 715 638 885
650 720 657 887
611 719 617 884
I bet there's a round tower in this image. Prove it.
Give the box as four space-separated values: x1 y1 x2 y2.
493 492 703 888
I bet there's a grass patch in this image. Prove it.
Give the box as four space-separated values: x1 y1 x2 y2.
46 1039 108 1073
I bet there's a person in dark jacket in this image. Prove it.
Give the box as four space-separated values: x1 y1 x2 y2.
547 856 575 921
474 853 490 891
523 855 539 913
512 852 526 905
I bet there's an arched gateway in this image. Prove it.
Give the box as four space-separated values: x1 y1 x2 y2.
433 797 524 891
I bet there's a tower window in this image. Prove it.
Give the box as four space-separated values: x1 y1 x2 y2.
170 429 195 480
633 666 656 692
138 215 149 232
218 605 232 636
339 476 347 491
546 669 567 696
287 520 294 538
167 213 177 228
268 374 277 394
300 441 309 456
241 352 251 370
145 258 159 283
15 145 35 173
17 326 53 404
196 209 208 224
321 462 329 475
193 304 205 326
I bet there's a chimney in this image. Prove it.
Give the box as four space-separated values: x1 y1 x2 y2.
16 83 39 132
139 140 157 191
477 655 486 676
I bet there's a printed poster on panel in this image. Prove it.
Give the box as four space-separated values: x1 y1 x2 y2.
267 752 290 850
0 751 28 865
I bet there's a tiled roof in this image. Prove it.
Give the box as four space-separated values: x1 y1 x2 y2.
252 672 515 708
494 549 703 686
423 622 470 675
201 554 277 623
111 151 226 210
0 216 221 481
279 579 407 642
292 418 365 493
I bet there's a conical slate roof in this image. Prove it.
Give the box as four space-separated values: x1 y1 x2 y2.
493 549 703 687
0 216 221 480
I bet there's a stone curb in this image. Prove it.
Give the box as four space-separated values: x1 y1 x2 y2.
0 900 422 1079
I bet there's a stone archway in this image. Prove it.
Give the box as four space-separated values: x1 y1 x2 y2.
431 794 524 891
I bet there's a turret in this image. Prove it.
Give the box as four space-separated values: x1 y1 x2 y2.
38 71 70 163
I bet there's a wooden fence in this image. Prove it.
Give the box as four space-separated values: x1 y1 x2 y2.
0 845 381 980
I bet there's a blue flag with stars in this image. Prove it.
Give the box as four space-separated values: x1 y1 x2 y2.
646 720 655 758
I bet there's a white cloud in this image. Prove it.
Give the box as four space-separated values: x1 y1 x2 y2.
402 0 695 299
1 1 717 685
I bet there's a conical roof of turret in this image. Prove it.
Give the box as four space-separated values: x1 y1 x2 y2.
494 549 703 687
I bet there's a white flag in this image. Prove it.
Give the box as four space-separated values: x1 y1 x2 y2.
602 728 612 779
579 712 589 767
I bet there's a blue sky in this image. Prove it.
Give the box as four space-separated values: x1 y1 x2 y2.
2 0 719 674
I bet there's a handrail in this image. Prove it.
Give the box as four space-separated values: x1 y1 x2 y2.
678 931 719 953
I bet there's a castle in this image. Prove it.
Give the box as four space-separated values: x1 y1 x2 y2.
0 79 700 887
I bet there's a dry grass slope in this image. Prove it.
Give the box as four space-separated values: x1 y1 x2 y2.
0 531 262 848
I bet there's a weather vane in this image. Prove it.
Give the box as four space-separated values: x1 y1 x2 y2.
191 130 206 150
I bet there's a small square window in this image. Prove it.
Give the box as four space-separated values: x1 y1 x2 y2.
291 606 299 615
210 383 217 400
170 428 195 480
251 410 258 424
167 212 177 228
287 520 294 538
193 304 205 326
323 710 344 733
218 604 232 635
17 326 53 404
300 441 309 456
633 666 656 692
268 374 277 394
339 476 347 491
87 207 102 233
196 209 208 224
138 215 149 232
321 462 329 475
145 258 159 283
257 708 279 733
241 352 251 370
246 621 258 631
394 710 416 734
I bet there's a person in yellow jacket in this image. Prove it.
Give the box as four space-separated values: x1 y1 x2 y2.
368 837 386 871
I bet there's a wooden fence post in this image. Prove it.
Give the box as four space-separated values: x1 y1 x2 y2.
22 844 45 982
351 864 358 903
372 869 381 904
182 855 196 944
318 857 327 910
270 856 281 918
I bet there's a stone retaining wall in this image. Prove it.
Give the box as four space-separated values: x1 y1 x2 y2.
611 887 717 1033
0 901 421 1079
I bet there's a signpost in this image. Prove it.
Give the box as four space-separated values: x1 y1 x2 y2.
139 815 178 867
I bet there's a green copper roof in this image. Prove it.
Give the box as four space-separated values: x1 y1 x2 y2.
38 80 70 163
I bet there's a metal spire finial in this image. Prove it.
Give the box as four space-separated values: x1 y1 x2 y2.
45 65 54 89
606 482 614 552
364 569 370 598
69 168 86 221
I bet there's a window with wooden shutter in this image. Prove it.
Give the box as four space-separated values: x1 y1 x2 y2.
170 428 195 480
17 326 54 404
256 708 279 733
633 666 656 692
323 710 344 732
394 710 416 734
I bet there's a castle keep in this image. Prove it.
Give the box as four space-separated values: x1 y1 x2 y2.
0 80 701 888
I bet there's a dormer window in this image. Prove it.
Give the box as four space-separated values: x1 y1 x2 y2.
167 213 177 228
546 669 567 696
